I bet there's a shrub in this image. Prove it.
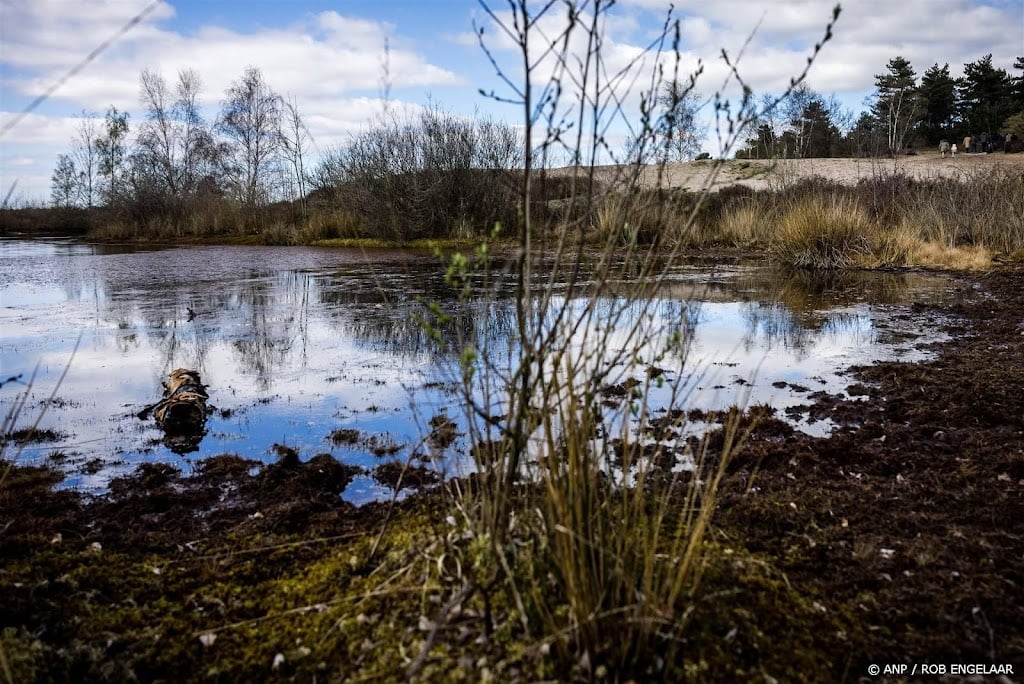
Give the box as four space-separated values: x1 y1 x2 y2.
314 107 522 241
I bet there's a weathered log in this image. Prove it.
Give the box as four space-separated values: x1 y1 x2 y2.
139 368 210 453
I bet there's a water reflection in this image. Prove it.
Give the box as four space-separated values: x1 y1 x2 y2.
0 239 956 499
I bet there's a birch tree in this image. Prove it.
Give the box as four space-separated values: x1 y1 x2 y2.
217 67 282 208
137 68 179 195
51 154 78 208
71 113 100 208
96 106 130 204
279 96 310 214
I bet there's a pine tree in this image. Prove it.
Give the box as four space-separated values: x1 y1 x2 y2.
918 63 957 144
871 56 921 154
957 54 1015 141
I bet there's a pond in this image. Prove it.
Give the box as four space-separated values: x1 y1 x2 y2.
1 238 956 502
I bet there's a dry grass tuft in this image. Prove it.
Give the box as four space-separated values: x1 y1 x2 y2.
911 241 993 270
771 195 874 269
717 202 763 246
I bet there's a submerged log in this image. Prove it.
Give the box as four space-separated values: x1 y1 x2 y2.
139 368 210 453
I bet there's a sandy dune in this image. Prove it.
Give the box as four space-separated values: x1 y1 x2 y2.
587 151 1024 192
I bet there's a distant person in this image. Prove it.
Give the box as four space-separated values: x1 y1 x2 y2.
963 135 972 153
951 143 958 157
939 140 950 157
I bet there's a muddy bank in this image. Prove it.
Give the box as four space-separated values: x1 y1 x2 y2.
716 265 1024 677
1 267 1022 681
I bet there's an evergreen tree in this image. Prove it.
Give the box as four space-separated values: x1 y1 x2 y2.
781 86 840 158
957 54 1015 140
1011 57 1024 110
790 98 839 157
843 112 886 157
871 56 921 154
918 63 957 144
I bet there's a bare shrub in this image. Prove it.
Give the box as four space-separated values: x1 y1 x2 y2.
414 1 843 678
316 107 522 241
907 167 1024 253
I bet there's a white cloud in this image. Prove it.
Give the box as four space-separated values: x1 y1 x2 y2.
0 1 465 202
2 0 1021 202
621 0 1022 94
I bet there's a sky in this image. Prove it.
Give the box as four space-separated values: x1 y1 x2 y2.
1 0 1021 205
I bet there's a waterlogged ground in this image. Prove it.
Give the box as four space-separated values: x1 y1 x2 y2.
1 239 1022 681
1 239 957 499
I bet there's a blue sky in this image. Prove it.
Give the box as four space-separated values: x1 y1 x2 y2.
1 0 1021 204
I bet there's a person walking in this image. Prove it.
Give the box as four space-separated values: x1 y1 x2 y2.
963 135 972 154
939 140 950 157
951 143 958 157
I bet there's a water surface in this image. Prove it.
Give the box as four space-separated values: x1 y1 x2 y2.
1 238 956 501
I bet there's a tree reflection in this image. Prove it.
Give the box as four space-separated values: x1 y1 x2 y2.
12 244 948 401
228 275 301 391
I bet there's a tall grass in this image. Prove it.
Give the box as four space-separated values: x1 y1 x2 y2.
766 169 1024 269
772 194 875 269
717 201 763 247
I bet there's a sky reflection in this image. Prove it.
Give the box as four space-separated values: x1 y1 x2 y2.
1 239 955 500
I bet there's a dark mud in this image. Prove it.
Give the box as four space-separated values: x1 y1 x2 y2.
1 267 1022 682
714 266 1024 679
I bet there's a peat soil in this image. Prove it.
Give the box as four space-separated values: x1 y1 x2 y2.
715 265 1024 679
1 267 1022 682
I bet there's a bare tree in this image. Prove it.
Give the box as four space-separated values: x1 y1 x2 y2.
96 106 130 204
657 81 706 162
51 154 78 208
278 96 310 214
137 68 179 196
176 69 214 196
71 113 100 207
217 66 282 208
135 68 216 209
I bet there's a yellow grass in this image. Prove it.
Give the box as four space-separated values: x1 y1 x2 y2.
911 241 993 270
717 202 763 246
772 195 874 269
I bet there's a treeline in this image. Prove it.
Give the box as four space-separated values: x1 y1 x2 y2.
49 67 309 226
26 52 1024 242
38 64 526 243
737 53 1024 158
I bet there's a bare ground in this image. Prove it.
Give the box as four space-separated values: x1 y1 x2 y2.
587 151 1024 193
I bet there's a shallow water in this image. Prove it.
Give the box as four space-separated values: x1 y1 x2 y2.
1 238 956 501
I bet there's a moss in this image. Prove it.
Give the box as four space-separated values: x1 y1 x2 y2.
0 461 464 681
